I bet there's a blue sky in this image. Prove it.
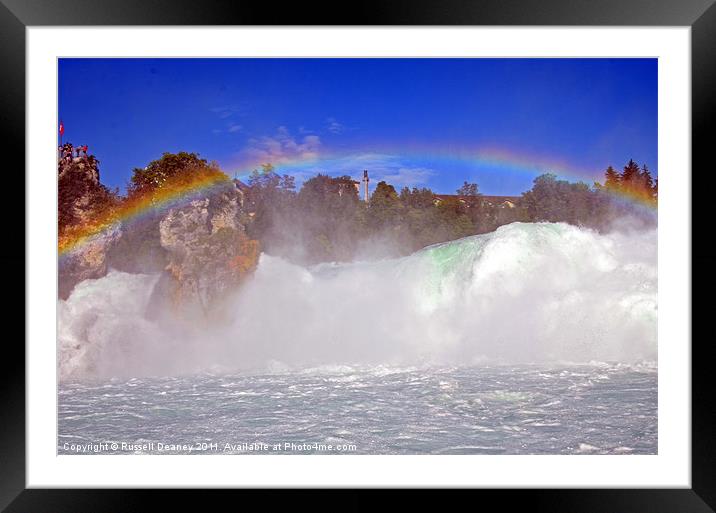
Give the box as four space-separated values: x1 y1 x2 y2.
58 58 657 195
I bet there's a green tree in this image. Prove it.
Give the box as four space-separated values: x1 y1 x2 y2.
457 181 478 196
399 186 435 209
245 163 298 247
435 196 474 239
127 152 221 198
638 164 656 203
296 174 363 262
604 166 620 190
521 173 600 226
522 174 564 221
620 159 641 193
456 181 487 230
368 181 403 231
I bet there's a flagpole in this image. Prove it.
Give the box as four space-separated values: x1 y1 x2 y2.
58 121 64 163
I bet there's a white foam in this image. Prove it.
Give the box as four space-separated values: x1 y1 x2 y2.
59 222 657 380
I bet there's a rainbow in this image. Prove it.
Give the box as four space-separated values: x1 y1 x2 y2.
233 146 654 195
232 146 658 209
59 171 230 258
232 145 595 182
599 186 658 210
59 146 656 257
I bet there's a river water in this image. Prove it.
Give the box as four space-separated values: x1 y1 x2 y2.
58 223 657 455
58 362 656 455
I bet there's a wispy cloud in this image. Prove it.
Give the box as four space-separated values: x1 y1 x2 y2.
326 117 345 134
242 126 321 165
328 153 401 172
212 122 243 135
210 104 247 119
305 153 436 188
210 103 247 135
234 138 436 190
373 167 435 187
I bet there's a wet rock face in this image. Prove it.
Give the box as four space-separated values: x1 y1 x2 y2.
57 147 260 306
158 185 259 314
58 151 120 299
58 155 108 230
58 224 122 300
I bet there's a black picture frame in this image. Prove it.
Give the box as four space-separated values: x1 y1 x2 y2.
2 0 712 510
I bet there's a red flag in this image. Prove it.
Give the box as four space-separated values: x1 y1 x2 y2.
59 121 64 136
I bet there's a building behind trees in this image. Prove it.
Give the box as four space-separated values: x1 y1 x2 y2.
238 158 656 265
60 148 658 273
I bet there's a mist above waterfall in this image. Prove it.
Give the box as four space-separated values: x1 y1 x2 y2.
58 222 657 381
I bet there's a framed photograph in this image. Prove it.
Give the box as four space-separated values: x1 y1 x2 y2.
4 0 712 509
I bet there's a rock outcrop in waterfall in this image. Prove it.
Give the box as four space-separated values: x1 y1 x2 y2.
58 148 260 306
156 182 259 316
58 143 120 299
